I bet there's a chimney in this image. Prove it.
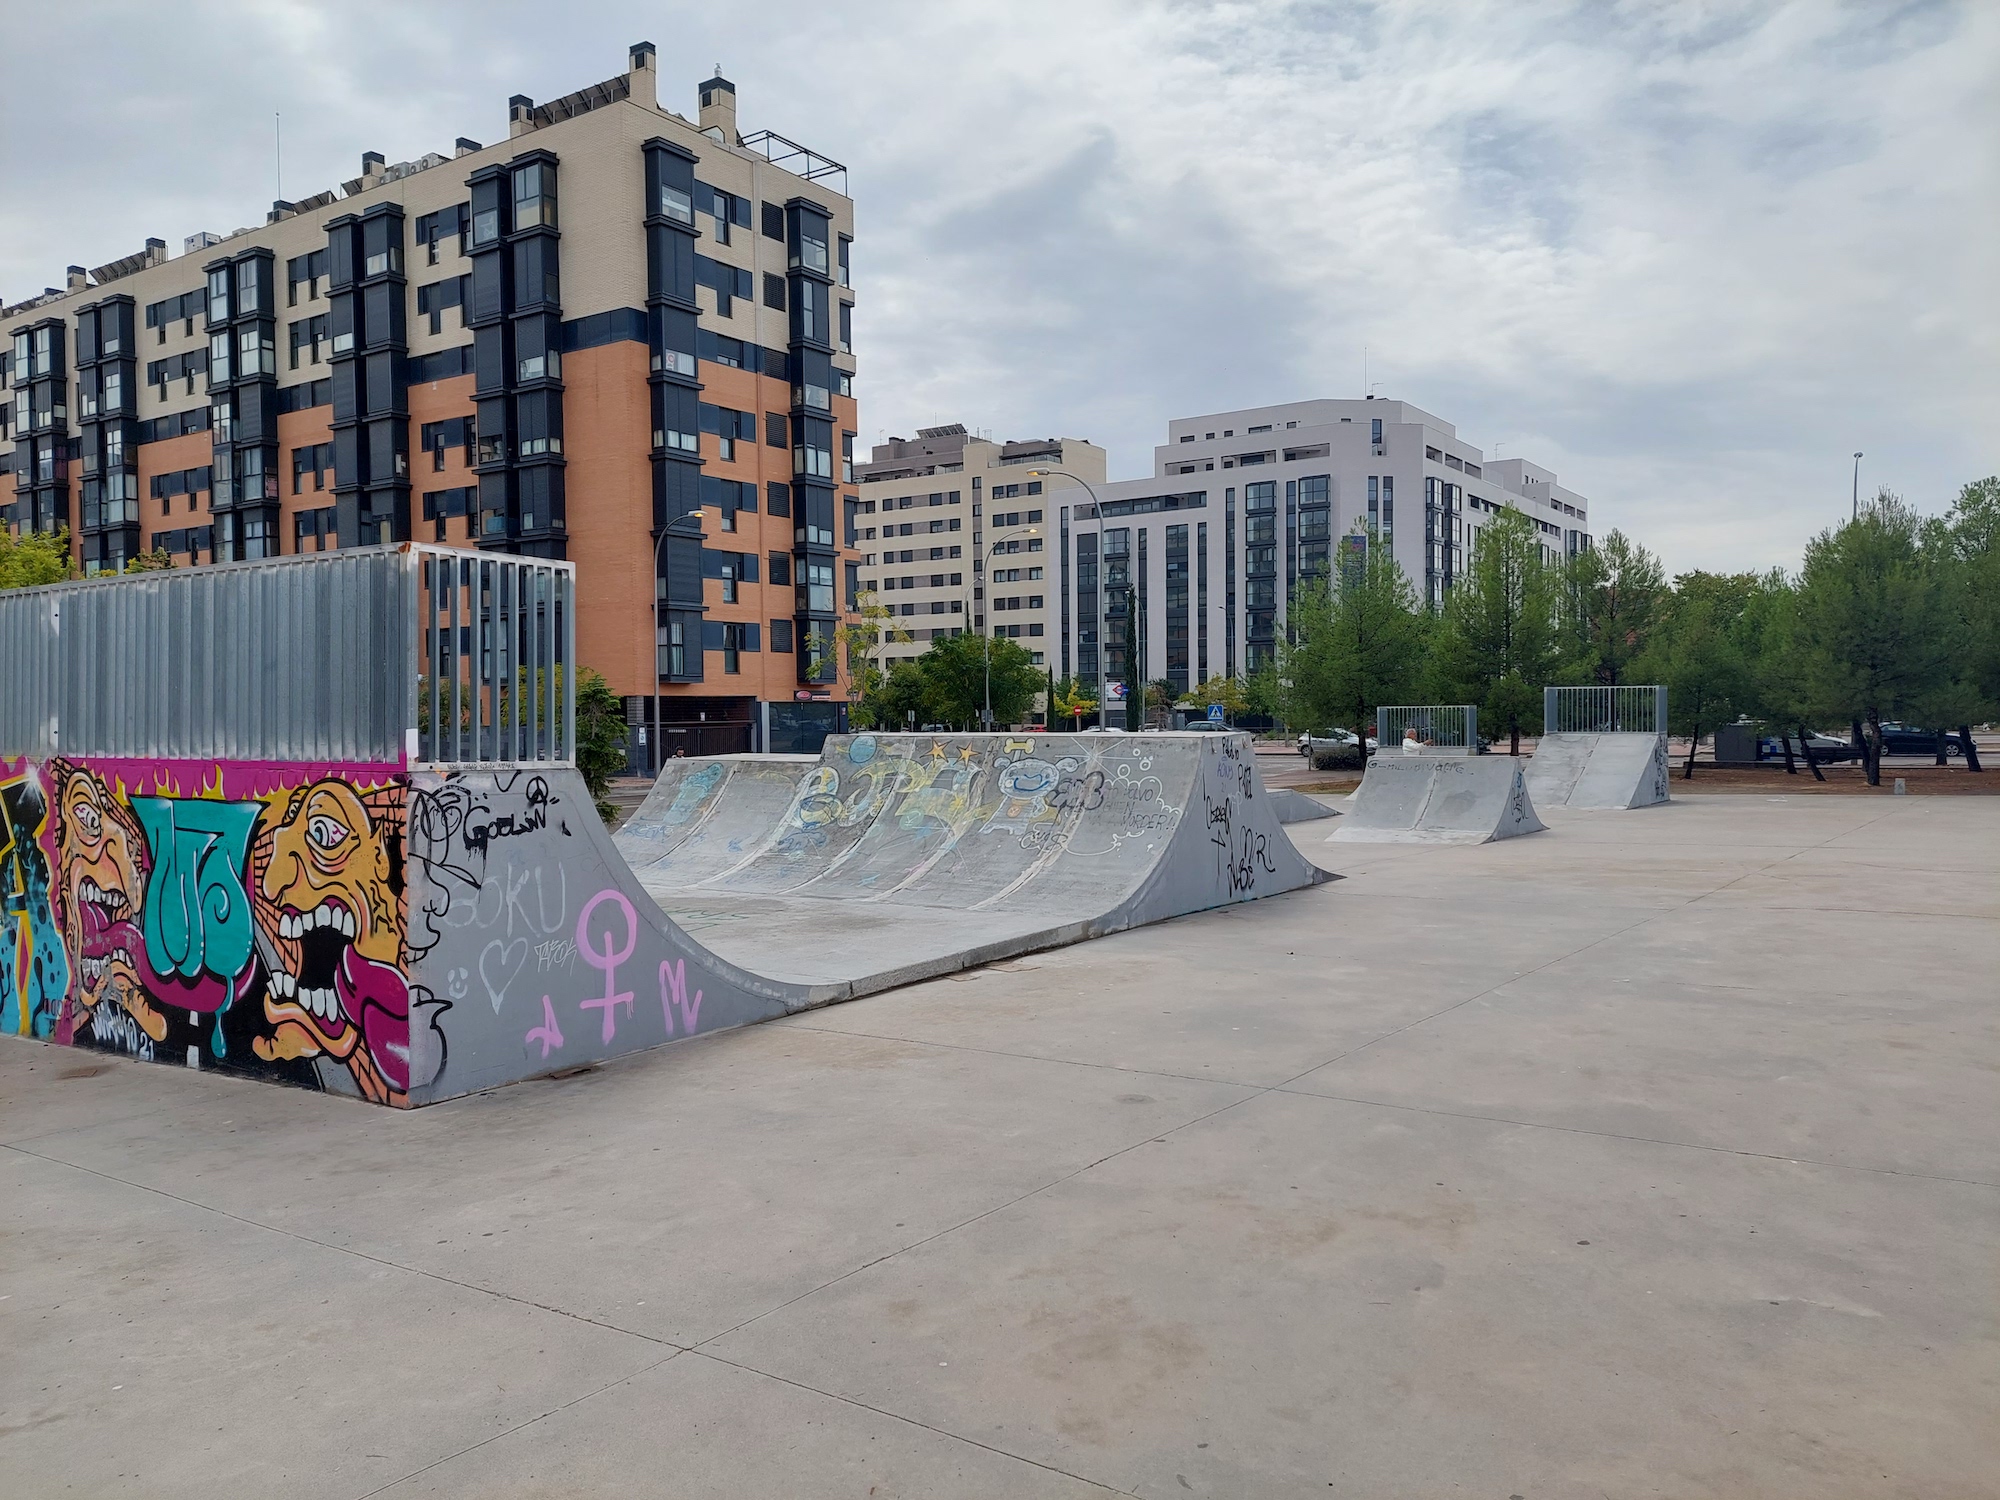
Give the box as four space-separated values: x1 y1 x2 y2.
66 264 88 292
508 94 535 138
697 70 738 143
628 41 658 108
454 136 482 157
145 237 167 267
360 151 386 185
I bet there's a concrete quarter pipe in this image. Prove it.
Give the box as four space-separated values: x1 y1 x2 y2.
401 731 1330 1100
1524 733 1671 810
1331 754 1546 845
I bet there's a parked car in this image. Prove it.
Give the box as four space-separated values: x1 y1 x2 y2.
1757 731 1860 763
1299 730 1378 759
1875 723 1963 757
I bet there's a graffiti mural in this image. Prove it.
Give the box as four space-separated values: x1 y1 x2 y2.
407 766 786 1100
0 756 419 1102
1 767 70 1037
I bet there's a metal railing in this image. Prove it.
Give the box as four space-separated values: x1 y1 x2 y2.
417 548 575 766
0 544 573 767
1376 704 1478 751
1543 685 1666 737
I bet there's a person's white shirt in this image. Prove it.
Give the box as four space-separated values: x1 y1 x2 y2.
1402 728 1422 755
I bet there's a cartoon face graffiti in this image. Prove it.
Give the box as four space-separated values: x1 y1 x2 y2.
257 779 411 1101
52 763 162 1046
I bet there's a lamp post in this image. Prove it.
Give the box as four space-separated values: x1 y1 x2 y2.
651 523 670 775
1028 468 1106 728
970 522 1040 729
1851 452 1863 522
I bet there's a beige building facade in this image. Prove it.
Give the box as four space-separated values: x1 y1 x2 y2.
854 425 1105 672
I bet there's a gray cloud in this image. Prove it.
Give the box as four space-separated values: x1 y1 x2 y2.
6 0 1994 572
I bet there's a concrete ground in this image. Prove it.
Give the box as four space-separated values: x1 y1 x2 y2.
4 795 1996 1498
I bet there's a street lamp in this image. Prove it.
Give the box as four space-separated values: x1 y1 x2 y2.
969 522 1040 729
652 523 670 775
1852 452 1864 522
1028 468 1106 728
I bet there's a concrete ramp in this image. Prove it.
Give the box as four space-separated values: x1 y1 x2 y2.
1526 733 1670 810
607 733 1331 997
1269 788 1336 824
1331 754 1546 845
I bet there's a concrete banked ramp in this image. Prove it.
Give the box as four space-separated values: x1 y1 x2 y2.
1524 732 1671 810
409 732 1327 1101
1330 753 1546 845
615 732 1331 991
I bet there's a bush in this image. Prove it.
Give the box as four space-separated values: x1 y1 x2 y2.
1311 743 1365 772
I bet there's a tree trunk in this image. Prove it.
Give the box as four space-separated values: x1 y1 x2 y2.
1853 717 1876 787
1780 730 1797 775
1862 711 1883 787
1960 725 1983 772
1935 729 1948 766
1683 722 1699 779
1510 725 1520 756
1798 725 1825 782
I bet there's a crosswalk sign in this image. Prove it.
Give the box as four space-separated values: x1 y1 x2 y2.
1207 703 1225 723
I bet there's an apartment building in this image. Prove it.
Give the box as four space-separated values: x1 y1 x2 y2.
853 425 1105 671
1047 397 1592 698
0 44 860 757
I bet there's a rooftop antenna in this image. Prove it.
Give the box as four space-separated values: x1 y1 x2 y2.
275 112 282 201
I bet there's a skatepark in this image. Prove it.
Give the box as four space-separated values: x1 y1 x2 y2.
6 555 1995 1496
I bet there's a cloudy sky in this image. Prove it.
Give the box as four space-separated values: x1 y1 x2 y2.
8 0 1994 572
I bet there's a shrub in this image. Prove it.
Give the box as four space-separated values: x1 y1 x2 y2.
1312 743 1365 772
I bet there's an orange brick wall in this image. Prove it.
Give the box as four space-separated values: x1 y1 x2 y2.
408 374 478 546
138 430 220 555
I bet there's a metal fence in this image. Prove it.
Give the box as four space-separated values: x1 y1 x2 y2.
1376 704 1478 751
1543 685 1666 737
417 548 575 766
0 545 573 767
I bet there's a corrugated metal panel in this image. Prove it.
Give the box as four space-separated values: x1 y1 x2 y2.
0 545 574 766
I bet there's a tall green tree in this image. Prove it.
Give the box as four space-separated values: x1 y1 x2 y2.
1732 568 1823 778
907 630 1044 729
0 527 72 590
1279 530 1426 746
1791 500 1955 785
1559 528 1665 685
1940 477 2000 768
574 668 630 823
1636 588 1751 778
839 591 915 729
1432 506 1561 752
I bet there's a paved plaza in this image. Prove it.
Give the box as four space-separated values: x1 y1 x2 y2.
4 794 1996 1498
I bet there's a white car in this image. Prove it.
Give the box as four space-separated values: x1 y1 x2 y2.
1299 730 1378 758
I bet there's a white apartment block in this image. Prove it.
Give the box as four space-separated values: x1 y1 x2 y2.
1046 397 1592 697
853 424 1106 670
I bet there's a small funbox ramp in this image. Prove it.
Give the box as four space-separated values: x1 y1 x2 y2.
611 731 1330 993
1268 788 1336 824
1332 754 1545 845
1526 733 1670 810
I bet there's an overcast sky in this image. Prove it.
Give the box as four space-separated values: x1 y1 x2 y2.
7 0 1994 573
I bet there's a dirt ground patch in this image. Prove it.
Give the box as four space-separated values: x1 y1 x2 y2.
1667 761 2000 795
